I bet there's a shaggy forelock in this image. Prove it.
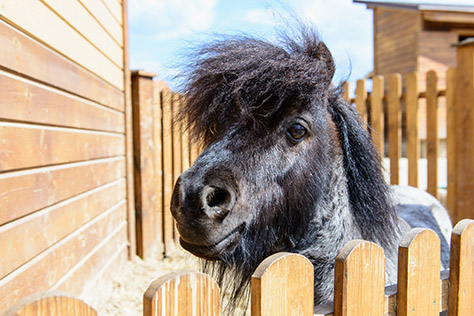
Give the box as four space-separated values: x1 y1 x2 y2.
178 27 335 144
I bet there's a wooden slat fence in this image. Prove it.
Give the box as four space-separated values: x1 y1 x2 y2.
132 72 201 258
344 64 473 224
7 219 471 316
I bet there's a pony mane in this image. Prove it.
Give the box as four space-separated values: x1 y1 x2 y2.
328 90 400 248
177 26 335 144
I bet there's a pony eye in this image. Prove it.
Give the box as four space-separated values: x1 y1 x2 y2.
286 123 307 142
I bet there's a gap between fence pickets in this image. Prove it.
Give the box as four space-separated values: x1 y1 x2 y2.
313 269 450 316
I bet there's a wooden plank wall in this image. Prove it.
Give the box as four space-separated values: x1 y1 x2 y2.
0 0 131 313
373 7 419 77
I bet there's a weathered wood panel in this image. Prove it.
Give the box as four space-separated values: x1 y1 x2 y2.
144 272 221 316
79 0 123 45
448 219 474 316
426 71 439 199
397 229 441 316
0 19 124 110
0 123 124 172
0 71 124 133
0 202 127 313
0 158 125 226
0 0 123 89
42 0 123 65
132 71 163 258
0 180 126 280
387 74 402 185
2 292 98 316
251 253 314 316
374 8 419 77
406 72 420 187
371 75 384 155
334 240 385 316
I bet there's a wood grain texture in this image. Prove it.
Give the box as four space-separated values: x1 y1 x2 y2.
0 123 124 172
406 72 419 187
79 0 123 46
122 0 135 259
445 68 457 220
374 8 418 76
387 74 402 185
355 79 367 124
2 292 97 316
0 202 127 313
251 252 314 316
0 157 125 226
454 43 474 221
0 0 123 89
41 0 123 65
448 219 474 316
52 225 128 296
144 271 220 316
397 228 441 316
334 240 385 316
0 180 125 280
161 88 175 254
371 75 384 156
426 71 439 199
0 19 124 111
132 71 163 259
0 71 124 133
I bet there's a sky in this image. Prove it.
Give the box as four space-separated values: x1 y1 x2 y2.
128 0 474 91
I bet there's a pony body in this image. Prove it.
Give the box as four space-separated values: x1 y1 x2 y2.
170 27 452 310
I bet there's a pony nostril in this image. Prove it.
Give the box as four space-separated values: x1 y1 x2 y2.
202 186 233 219
206 187 229 208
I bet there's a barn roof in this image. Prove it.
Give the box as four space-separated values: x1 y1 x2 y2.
353 1 474 13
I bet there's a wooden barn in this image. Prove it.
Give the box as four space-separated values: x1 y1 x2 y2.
355 0 474 88
354 0 474 154
0 0 134 312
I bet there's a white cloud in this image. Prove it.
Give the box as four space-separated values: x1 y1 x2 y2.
129 0 218 40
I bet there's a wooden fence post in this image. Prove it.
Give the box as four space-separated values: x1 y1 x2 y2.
333 240 385 316
448 219 474 316
397 228 440 316
144 271 221 316
132 70 164 259
453 39 474 222
371 75 384 156
388 74 402 185
446 68 457 218
251 252 314 316
426 71 439 199
3 292 97 316
406 72 419 188
355 79 367 124
161 88 175 254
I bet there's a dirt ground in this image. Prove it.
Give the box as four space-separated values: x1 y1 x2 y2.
83 248 200 316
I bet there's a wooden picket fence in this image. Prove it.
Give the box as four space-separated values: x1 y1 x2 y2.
344 59 474 226
343 70 454 206
4 219 473 316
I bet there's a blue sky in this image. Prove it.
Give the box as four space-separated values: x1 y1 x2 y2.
128 0 474 91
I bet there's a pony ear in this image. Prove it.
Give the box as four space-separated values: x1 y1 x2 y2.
328 94 399 248
314 41 335 82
